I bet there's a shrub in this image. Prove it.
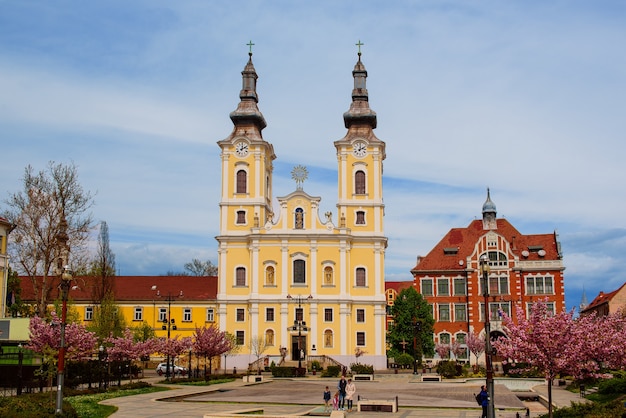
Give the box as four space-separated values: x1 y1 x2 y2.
310 360 322 372
271 366 296 377
322 365 341 378
436 360 460 378
394 353 414 369
598 378 626 395
350 363 373 375
546 399 626 418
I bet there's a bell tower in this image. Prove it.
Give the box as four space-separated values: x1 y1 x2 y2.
334 45 386 235
217 48 276 235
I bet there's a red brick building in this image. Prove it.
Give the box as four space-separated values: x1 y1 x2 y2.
410 190 565 360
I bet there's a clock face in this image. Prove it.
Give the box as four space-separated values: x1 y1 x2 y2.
353 142 367 157
235 141 249 157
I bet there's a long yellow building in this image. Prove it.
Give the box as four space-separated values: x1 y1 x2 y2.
216 50 388 370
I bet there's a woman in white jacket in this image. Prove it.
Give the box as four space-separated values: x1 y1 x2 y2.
345 378 357 412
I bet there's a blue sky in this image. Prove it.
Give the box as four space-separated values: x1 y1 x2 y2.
2 1 625 312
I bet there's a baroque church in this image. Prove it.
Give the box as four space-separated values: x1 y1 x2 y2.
216 49 388 370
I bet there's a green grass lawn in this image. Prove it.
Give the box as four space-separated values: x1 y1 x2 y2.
67 386 170 418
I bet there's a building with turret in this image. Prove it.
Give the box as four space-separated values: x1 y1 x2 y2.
216 49 388 369
410 191 565 360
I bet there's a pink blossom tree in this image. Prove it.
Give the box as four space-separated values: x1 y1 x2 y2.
466 331 485 370
574 310 626 376
492 301 581 418
27 312 97 385
193 325 233 377
435 343 450 360
104 328 159 383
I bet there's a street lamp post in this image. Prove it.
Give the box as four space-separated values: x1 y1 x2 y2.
412 319 422 374
98 344 108 389
287 294 312 374
480 255 495 418
154 288 182 381
55 266 73 414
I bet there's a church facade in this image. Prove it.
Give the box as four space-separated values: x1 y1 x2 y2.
216 51 388 369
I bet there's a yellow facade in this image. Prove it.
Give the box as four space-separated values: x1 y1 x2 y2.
216 52 388 370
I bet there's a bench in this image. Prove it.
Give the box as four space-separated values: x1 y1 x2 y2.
242 375 264 383
357 398 398 413
353 374 374 381
420 374 442 382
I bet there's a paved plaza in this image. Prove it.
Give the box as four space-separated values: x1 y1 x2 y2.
100 373 586 418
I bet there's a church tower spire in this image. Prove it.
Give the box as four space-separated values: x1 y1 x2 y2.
229 47 267 136
343 42 377 130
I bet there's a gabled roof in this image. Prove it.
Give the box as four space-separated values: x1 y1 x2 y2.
582 282 626 312
19 275 218 303
411 218 561 272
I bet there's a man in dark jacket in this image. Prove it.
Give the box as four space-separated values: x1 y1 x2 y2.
478 385 489 418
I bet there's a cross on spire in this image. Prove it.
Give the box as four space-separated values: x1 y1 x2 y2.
247 40 255 55
355 39 364 55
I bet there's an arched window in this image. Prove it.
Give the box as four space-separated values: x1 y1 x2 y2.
295 207 304 229
356 211 365 225
293 259 306 284
355 170 366 194
236 170 247 194
235 267 246 286
265 329 275 346
324 330 333 348
355 267 366 287
236 210 246 224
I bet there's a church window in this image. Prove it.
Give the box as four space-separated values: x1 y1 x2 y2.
236 330 244 345
356 309 365 323
265 329 275 346
236 308 245 322
421 279 433 296
356 211 365 225
236 210 246 224
235 267 246 286
324 308 333 322
266 307 275 322
236 170 247 193
356 267 366 287
293 259 306 284
355 170 366 194
295 307 304 321
324 330 333 348
356 332 366 346
295 208 304 229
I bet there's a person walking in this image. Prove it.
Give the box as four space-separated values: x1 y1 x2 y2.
323 386 332 412
337 375 347 410
478 385 489 418
345 378 356 412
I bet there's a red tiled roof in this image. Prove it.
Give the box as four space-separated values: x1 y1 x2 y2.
583 282 626 311
385 281 414 293
19 275 218 303
410 218 560 272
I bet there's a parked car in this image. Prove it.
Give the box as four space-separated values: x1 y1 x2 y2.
156 363 187 376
